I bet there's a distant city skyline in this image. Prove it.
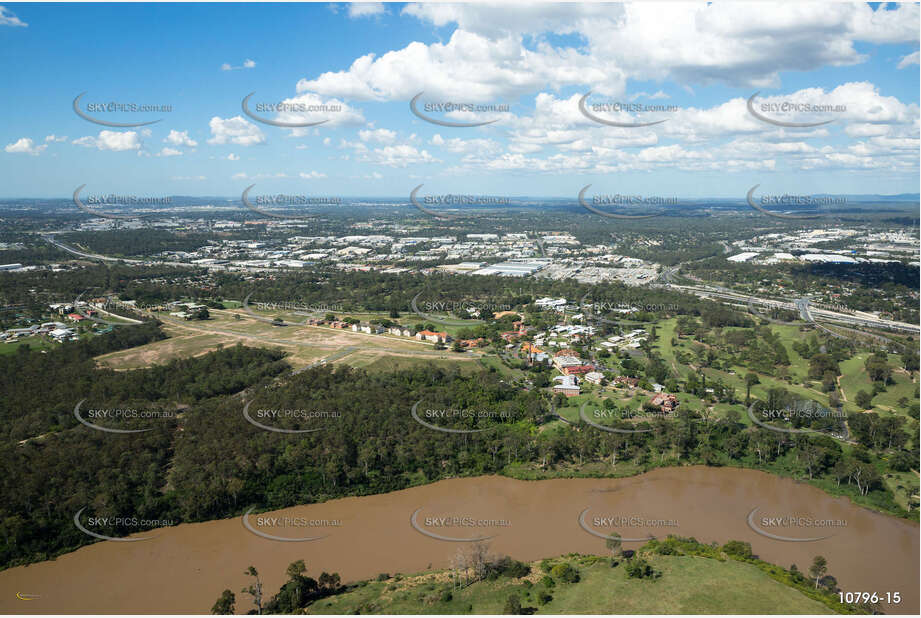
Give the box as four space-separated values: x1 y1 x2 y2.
1 2 919 198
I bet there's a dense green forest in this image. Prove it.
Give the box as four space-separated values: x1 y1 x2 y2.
1 333 915 570
59 229 257 257
0 261 729 319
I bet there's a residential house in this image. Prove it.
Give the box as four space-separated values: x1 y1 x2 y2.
649 393 679 413
416 330 449 343
458 338 486 348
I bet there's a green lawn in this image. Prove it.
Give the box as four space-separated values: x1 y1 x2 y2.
0 335 54 354
655 318 683 377
308 554 835 615
650 320 916 429
838 354 918 416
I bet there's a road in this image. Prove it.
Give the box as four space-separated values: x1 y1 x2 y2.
666 281 918 335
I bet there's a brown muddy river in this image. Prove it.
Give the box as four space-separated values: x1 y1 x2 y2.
0 467 917 614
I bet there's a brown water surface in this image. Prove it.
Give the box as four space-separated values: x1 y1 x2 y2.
0 467 916 614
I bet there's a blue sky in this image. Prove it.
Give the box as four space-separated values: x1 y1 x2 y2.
1 2 919 198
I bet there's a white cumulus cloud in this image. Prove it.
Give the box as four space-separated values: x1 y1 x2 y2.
222 58 256 71
5 137 46 155
164 130 198 147
897 51 920 69
348 3 386 18
72 130 142 151
207 116 266 146
297 2 919 103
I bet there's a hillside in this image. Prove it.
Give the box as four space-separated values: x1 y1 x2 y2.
297 546 856 615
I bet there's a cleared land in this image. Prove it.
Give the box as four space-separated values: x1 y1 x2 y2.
93 306 483 370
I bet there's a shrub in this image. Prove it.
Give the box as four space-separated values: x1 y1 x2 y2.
504 594 523 615
722 540 753 560
624 557 661 580
549 562 580 583
485 556 530 580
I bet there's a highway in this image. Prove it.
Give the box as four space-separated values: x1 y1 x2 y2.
664 281 918 335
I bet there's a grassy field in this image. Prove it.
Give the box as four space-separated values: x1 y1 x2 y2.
345 351 481 373
95 332 238 369
659 320 848 419
655 318 682 377
838 353 918 416
307 554 835 615
93 305 480 370
0 335 54 354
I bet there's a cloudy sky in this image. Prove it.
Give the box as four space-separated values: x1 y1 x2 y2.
1 2 918 198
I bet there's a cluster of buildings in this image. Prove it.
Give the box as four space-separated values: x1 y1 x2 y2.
536 256 659 286
57 221 665 285
0 299 125 344
156 231 563 269
317 319 452 344
726 227 920 266
1 320 80 344
443 259 551 277
158 301 208 320
596 328 649 352
503 310 678 414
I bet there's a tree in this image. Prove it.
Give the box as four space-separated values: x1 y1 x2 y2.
471 542 494 581
808 556 827 589
241 566 263 614
798 443 825 479
864 353 891 384
284 560 308 608
855 390 873 410
211 590 235 615
318 571 341 591
745 372 760 405
268 560 322 613
605 532 623 559
504 594 523 615
901 347 919 376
